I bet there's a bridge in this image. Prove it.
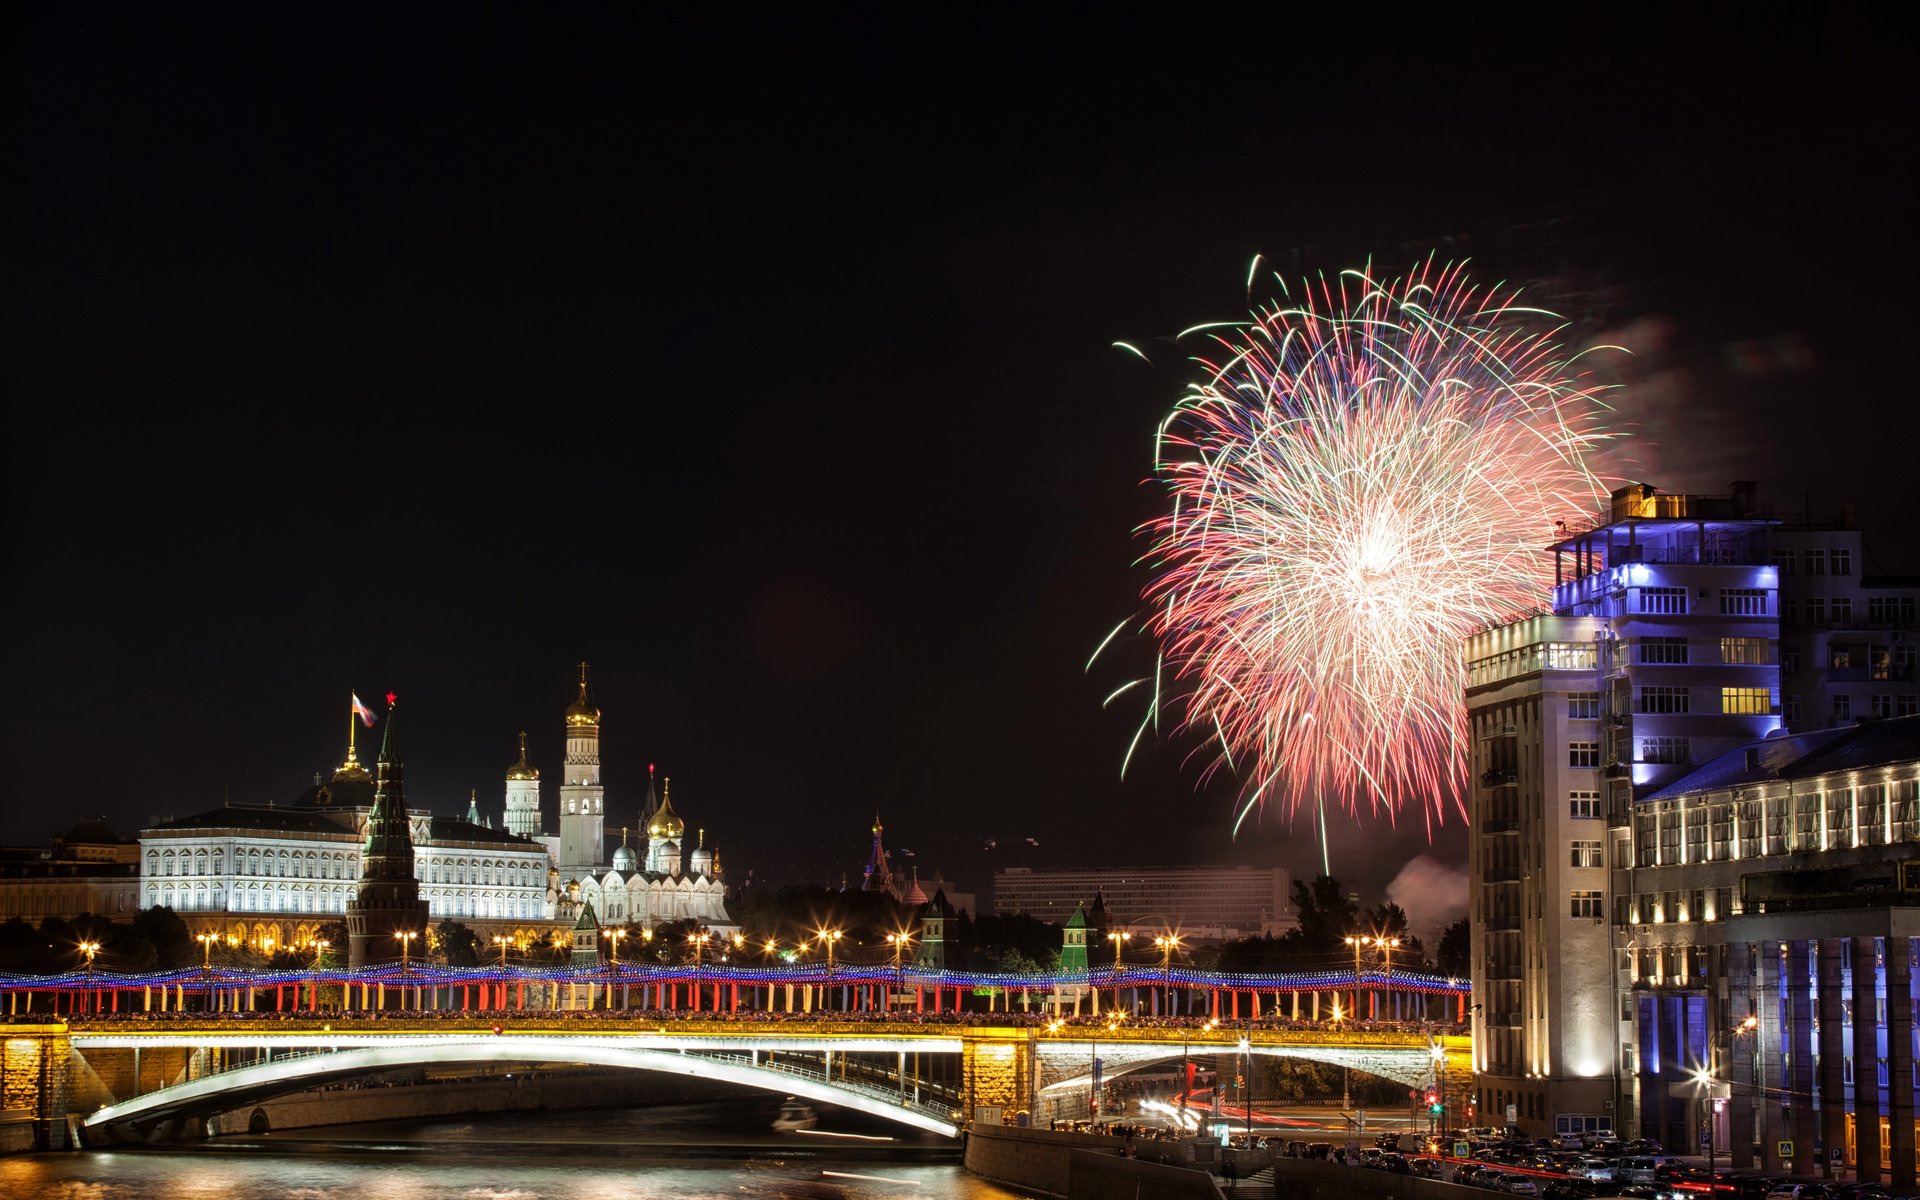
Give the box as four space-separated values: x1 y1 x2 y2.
0 965 1471 1147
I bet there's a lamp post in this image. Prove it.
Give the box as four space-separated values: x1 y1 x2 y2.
492 935 512 970
886 932 912 1012
1110 931 1132 1013
196 932 218 971
1735 1014 1760 1167
312 939 330 967
1238 1031 1253 1150
1344 935 1365 1024
1154 934 1183 1017
1692 1066 1720 1185
606 928 627 966
813 927 841 1012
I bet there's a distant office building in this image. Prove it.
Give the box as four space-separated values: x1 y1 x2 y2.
0 819 140 921
1772 525 1920 729
993 866 1291 940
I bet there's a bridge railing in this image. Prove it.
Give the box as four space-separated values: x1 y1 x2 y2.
686 1049 960 1125
0 963 1470 995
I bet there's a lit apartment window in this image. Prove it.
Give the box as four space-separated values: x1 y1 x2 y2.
1567 692 1601 719
1638 587 1688 615
1569 791 1601 819
1570 841 1603 868
1569 742 1600 768
1546 642 1597 669
1721 687 1774 715
1638 686 1691 714
1721 636 1770 664
1721 588 1769 616
1571 891 1603 919
1639 637 1689 664
1641 737 1690 764
1833 548 1852 576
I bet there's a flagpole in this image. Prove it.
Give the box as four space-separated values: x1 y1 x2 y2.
347 694 358 764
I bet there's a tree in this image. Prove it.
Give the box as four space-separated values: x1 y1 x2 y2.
434 920 481 967
1436 917 1470 979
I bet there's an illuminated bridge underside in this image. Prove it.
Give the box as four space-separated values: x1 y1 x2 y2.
1036 1041 1449 1092
77 1034 963 1141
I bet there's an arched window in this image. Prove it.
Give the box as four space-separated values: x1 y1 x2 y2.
212 849 224 875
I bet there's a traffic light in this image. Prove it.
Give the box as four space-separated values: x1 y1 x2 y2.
1426 1087 1443 1114
1235 1074 1245 1090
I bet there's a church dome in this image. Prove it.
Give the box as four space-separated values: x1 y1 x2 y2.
506 731 540 780
646 781 685 840
565 664 600 727
612 842 638 873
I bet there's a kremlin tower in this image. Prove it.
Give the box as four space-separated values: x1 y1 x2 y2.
345 698 431 968
557 662 605 876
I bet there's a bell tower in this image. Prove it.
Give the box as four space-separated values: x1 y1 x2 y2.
557 663 605 875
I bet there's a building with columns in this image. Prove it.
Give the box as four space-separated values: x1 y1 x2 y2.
1622 717 1920 1185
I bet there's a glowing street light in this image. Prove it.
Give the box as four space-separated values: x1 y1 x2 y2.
687 930 712 968
78 940 101 973
605 928 628 965
312 939 331 967
1110 930 1132 968
195 932 219 971
393 930 418 973
491 935 512 969
813 928 843 974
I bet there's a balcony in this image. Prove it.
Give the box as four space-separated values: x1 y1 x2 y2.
1481 768 1519 789
1482 867 1521 884
1603 762 1630 779
1484 724 1520 740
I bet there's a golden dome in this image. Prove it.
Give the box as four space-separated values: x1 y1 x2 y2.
565 662 600 727
506 731 539 781
647 779 685 840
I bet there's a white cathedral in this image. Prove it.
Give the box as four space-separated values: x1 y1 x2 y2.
135 665 734 954
525 665 733 932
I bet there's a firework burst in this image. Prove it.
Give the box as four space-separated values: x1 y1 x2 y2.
1117 260 1615 837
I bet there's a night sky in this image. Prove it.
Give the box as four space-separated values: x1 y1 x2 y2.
5 9 1912 936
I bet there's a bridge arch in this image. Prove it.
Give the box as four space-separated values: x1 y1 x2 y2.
81 1035 959 1143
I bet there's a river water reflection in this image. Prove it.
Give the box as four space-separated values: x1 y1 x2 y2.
0 1097 1034 1199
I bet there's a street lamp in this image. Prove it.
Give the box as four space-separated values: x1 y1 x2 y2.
196 932 218 971
78 940 101 974
687 930 712 967
492 935 512 969
1692 1065 1721 1183
1735 1014 1761 1167
312 939 331 967
393 930 417 972
1154 934 1183 1015
605 928 628 966
886 932 913 1011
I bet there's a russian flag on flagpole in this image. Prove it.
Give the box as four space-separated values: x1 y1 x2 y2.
351 693 377 728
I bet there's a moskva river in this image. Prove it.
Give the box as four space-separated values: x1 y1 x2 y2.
0 1096 1034 1199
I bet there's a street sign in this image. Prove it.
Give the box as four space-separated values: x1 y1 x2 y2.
1778 1140 1794 1158
1506 1103 1518 1125
1701 1128 1712 1147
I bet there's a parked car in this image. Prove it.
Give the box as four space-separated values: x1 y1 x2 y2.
1501 1176 1542 1197
1409 1157 1442 1179
1554 1133 1586 1151
1380 1154 1412 1175
1568 1158 1615 1181
1619 1157 1662 1184
1357 1148 1385 1168
1304 1142 1332 1160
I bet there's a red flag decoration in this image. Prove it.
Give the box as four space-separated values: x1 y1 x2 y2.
351 694 377 727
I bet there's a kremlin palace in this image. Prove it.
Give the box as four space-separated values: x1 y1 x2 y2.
0 667 734 955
